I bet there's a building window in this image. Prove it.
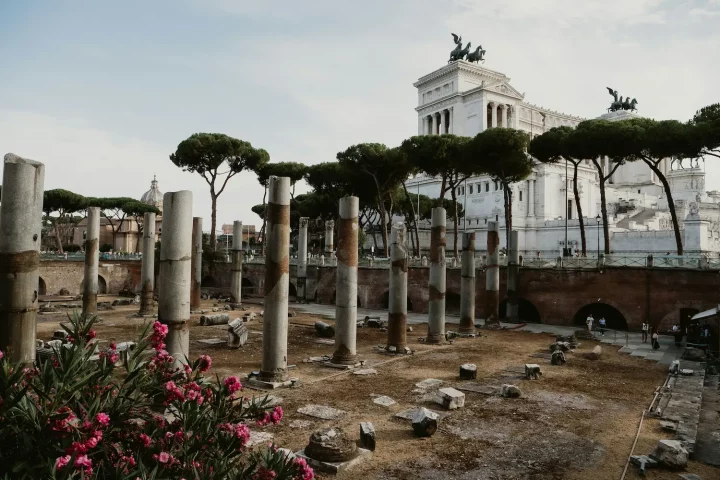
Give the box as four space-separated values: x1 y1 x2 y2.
485 182 489 192
638 189 641 194
568 199 573 220
484 218 487 224
519 191 523 201
469 185 474 194
494 181 498 191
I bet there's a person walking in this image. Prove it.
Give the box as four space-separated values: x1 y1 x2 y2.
598 316 606 336
586 313 594 334
652 329 660 350
672 323 682 348
641 322 649 343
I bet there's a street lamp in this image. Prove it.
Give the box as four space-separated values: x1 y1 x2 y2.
596 214 601 258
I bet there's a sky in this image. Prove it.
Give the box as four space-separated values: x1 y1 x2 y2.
1 0 718 231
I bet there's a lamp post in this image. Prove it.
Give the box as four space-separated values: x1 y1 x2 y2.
596 214 601 258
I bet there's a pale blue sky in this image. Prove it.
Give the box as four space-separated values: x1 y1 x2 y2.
1 0 718 229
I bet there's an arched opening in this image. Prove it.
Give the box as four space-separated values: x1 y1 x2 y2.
380 291 412 311
241 278 254 296
573 303 627 331
445 292 461 314
38 277 47 296
500 298 542 323
79 275 108 295
289 282 297 299
201 275 218 288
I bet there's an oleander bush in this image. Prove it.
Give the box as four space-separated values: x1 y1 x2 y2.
0 314 313 480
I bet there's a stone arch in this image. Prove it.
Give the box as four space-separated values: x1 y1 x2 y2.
38 277 47 296
445 292 461 314
289 282 297 298
79 275 108 295
573 302 628 331
201 275 218 288
658 306 705 333
380 291 413 312
241 277 255 296
499 298 542 323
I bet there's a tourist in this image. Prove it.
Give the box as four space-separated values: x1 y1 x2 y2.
586 313 594 333
673 323 683 348
652 330 660 350
641 322 649 343
598 316 606 336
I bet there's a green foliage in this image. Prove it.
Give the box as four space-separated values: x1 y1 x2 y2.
528 126 574 164
691 103 720 125
43 189 88 216
258 162 308 190
465 128 533 183
122 201 160 218
400 134 469 202
99 244 113 253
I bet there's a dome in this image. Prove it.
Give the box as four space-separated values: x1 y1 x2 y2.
140 175 163 213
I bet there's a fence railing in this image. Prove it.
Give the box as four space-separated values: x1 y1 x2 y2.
41 252 143 261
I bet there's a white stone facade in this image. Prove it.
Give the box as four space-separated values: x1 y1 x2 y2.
396 61 720 257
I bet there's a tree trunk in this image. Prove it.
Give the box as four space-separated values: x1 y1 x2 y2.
644 159 683 255
209 194 218 250
438 176 447 206
598 178 610 254
450 186 459 259
503 182 512 251
377 197 390 257
135 218 143 253
572 162 587 256
54 221 64 253
401 181 420 257
260 186 267 256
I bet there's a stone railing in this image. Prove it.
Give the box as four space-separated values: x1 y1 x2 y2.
41 252 143 261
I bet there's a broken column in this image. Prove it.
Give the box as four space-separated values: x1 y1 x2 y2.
259 176 291 383
507 230 519 322
332 196 359 365
485 220 500 324
427 207 446 344
230 220 243 303
459 232 475 334
159 191 193 365
387 222 408 352
324 220 334 258
82 206 100 316
138 211 156 315
190 217 202 311
297 217 308 301
0 153 45 365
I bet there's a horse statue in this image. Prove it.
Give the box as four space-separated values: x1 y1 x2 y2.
606 87 623 112
448 33 463 63
622 98 638 112
466 45 486 63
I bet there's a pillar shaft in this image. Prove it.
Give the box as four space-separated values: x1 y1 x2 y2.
297 217 308 301
82 207 100 315
159 191 193 365
491 103 498 128
507 230 519 322
139 212 156 315
387 223 408 350
260 176 291 382
0 154 45 364
485 221 500 324
528 179 535 217
190 217 202 310
459 232 476 333
332 196 359 364
427 207 446 343
230 220 243 303
324 220 334 257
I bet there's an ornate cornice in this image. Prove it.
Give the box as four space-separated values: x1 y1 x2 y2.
416 95 462 114
414 60 509 88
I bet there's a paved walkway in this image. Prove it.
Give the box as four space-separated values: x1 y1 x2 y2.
289 302 682 366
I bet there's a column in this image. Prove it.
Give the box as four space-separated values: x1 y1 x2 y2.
427 207 446 344
502 105 509 128
387 223 408 351
0 153 45 365
297 217 308 301
485 221 500 324
459 232 476 334
324 220 334 257
507 230 519 322
259 176 291 382
159 191 193 366
230 220 243 303
429 115 435 135
423 116 429 135
528 179 535 217
139 212 156 315
190 217 202 310
82 207 100 316
332 196 359 365
490 103 498 128
448 107 453 134
438 111 444 134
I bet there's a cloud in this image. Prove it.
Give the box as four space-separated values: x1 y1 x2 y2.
689 7 720 16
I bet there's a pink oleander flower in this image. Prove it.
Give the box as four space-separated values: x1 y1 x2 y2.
86 330 97 340
139 433 152 447
109 342 117 350
252 467 277 480
293 457 314 480
74 455 92 468
55 455 71 470
224 376 242 395
197 354 212 373
271 406 283 424
85 436 99 449
0 350 4 360
96 412 110 426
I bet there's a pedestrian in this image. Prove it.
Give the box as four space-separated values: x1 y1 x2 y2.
673 323 682 348
586 313 594 334
598 316 606 336
652 330 660 350
641 321 649 343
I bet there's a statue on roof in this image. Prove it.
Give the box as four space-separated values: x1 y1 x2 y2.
466 45 486 63
606 87 638 112
448 33 472 62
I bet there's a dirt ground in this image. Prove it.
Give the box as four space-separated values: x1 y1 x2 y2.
36 296 720 480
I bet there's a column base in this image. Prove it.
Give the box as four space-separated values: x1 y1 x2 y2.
248 377 296 390
321 361 362 370
424 333 446 344
330 353 358 366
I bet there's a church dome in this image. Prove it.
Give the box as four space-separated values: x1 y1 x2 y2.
140 175 163 213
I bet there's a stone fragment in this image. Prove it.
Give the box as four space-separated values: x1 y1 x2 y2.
660 421 677 432
550 341 571 352
501 384 522 398
353 368 377 376
97 301 114 310
304 427 357 462
200 313 230 326
298 405 347 420
630 454 658 475
681 347 706 362
679 474 703 480
680 369 694 376
406 326 413 332
551 350 567 365
111 298 133 306
52 329 68 341
224 304 231 310
246 431 274 447
584 345 602 360
315 339 335 345
359 422 376 451
288 310 297 317
290 420 311 429
227 319 249 348
243 312 256 322
414 378 443 390
411 407 439 437
315 321 335 338
524 364 542 380
650 439 689 470
459 363 477 380
435 387 465 410
371 395 395 407
670 360 681 374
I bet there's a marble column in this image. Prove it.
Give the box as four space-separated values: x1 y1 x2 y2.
190 217 202 311
448 107 453 133
82 207 100 316
297 217 308 301
427 207 446 344
485 221 500 324
139 212 156 315
159 191 193 366
528 179 535 217
459 232 476 334
387 223 408 351
502 105 509 128
439 111 444 134
429 115 435 135
324 220 335 258
331 196 359 365
507 231 519 322
259 176 291 383
491 103 498 128
0 154 45 365
230 220 243 303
